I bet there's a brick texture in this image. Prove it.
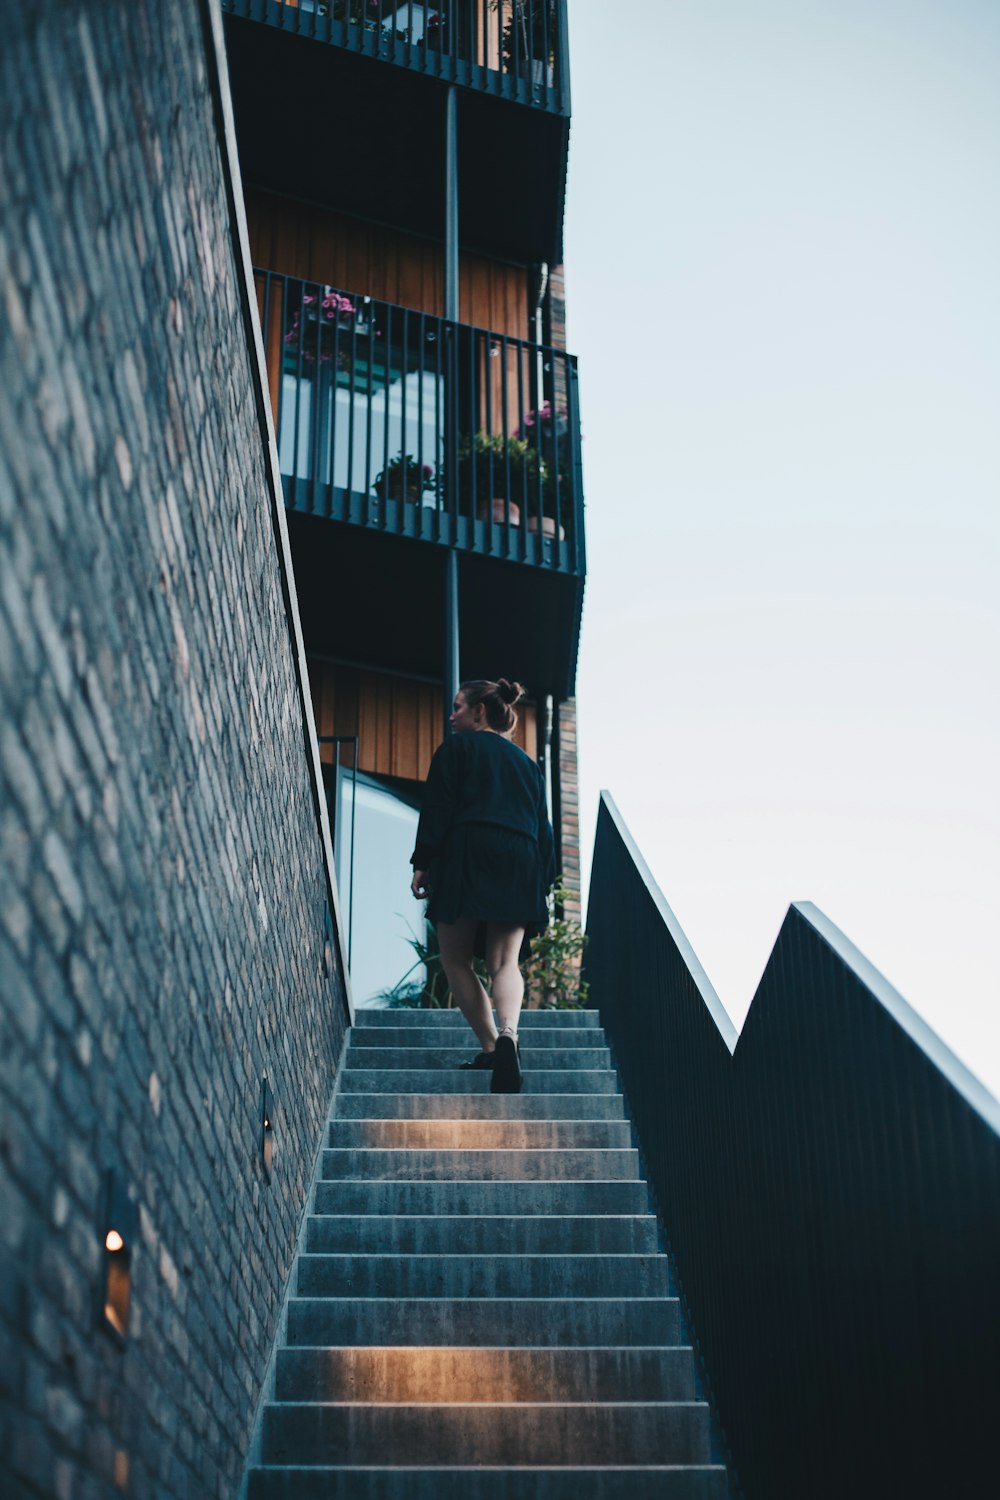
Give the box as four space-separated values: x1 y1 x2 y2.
558 698 581 922
0 3 349 1497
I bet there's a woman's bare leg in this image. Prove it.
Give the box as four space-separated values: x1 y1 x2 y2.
485 924 526 1039
437 918 498 1052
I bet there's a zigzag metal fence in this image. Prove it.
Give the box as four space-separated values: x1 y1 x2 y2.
586 792 1000 1500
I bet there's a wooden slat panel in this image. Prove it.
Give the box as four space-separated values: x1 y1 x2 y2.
246 189 527 339
306 662 537 783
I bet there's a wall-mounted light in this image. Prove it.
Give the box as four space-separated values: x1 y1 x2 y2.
261 1076 274 1180
99 1170 136 1344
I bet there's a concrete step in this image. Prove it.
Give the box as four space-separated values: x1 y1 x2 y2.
313 1180 651 1218
296 1254 671 1300
248 1465 729 1499
350 1027 607 1050
338 1070 620 1095
353 1010 603 1028
333 1094 627 1121
262 1401 711 1467
305 1215 660 1256
319 1148 641 1182
328 1120 633 1150
286 1297 681 1348
275 1345 698 1403
344 1047 612 1071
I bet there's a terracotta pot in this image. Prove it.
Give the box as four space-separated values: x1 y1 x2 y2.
526 515 566 540
477 497 521 525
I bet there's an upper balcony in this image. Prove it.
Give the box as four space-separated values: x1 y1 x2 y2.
255 266 585 694
223 1 569 113
222 1 570 264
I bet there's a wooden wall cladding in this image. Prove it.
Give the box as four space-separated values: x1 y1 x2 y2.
246 188 529 338
310 660 538 784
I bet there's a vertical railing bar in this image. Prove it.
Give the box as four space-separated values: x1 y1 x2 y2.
516 335 527 562
484 330 494 553
467 322 477 538
501 334 511 534
292 277 306 506
310 278 324 511
417 310 426 530
402 307 410 530
364 299 375 524
347 293 358 518
330 284 342 510
382 302 392 531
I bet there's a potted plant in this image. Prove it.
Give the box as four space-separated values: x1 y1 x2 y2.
522 880 589 1009
372 452 437 505
516 401 569 538
283 288 356 370
492 0 556 85
458 429 548 524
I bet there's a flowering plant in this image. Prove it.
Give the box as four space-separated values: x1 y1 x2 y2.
283 289 356 367
373 452 437 502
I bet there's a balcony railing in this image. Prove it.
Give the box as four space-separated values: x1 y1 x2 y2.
222 0 568 112
254 268 584 575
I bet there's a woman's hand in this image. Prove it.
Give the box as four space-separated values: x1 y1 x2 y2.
411 870 429 899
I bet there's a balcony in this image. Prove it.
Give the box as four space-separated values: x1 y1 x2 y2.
222 1 568 113
222 2 569 263
255 268 585 694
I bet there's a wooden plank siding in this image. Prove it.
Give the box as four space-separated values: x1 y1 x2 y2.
246 188 529 335
310 660 538 784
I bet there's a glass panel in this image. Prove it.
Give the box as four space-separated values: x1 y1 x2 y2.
344 778 427 1008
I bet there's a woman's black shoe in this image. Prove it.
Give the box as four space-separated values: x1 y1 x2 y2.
490 1034 522 1094
460 1051 495 1071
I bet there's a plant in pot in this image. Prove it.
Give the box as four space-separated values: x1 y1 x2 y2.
283 289 356 370
458 429 547 525
372 452 437 506
517 401 569 538
522 880 589 1009
492 0 556 83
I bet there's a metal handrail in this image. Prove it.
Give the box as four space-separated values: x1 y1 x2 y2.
255 266 584 576
221 0 569 115
585 790 1000 1500
317 735 358 964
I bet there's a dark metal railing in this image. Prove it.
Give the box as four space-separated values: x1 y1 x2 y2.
255 267 584 575
586 792 1000 1500
318 735 358 964
222 0 569 113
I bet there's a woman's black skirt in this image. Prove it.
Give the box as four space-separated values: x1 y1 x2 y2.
426 821 549 958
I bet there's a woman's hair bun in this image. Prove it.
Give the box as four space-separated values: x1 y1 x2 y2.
497 678 525 705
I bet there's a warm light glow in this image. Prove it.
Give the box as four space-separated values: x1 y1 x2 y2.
263 1118 270 1130
105 1229 125 1253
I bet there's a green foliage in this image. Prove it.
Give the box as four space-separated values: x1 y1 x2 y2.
379 921 488 1010
522 880 589 1009
458 429 548 501
378 881 587 1011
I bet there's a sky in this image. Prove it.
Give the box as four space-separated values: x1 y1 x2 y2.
563 1 1000 1096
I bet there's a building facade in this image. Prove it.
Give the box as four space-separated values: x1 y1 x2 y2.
221 0 587 987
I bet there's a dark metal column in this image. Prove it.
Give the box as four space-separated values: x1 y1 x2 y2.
443 84 460 737
444 85 459 322
443 548 459 737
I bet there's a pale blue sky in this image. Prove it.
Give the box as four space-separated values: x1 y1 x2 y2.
564 1 1000 1093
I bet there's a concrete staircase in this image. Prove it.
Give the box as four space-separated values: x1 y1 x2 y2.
248 1009 730 1497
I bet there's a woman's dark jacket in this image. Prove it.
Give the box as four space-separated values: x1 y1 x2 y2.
410 729 556 887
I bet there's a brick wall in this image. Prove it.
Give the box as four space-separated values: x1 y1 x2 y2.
0 3 349 1497
558 697 581 922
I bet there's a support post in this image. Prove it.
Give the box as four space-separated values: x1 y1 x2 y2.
444 549 459 738
443 84 460 739
444 86 459 323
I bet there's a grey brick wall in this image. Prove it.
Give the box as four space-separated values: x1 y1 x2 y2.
0 3 349 1496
